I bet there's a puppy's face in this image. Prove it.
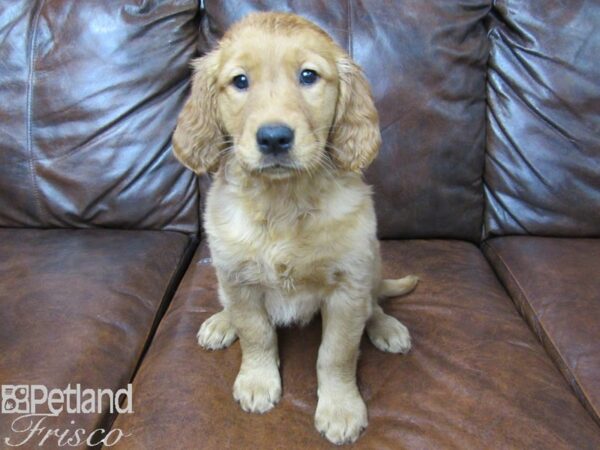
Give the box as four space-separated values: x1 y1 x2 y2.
216 28 338 178
173 13 381 178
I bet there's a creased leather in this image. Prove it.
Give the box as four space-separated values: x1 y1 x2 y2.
199 0 491 242
0 228 190 440
111 241 600 449
484 237 600 426
0 0 200 233
484 0 600 237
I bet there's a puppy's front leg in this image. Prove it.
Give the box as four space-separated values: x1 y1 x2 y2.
224 282 281 414
315 288 370 445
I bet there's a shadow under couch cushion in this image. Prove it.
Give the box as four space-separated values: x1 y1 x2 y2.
0 228 193 445
483 237 600 425
111 240 600 449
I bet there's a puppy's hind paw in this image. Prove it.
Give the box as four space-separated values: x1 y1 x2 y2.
366 313 411 354
197 310 237 350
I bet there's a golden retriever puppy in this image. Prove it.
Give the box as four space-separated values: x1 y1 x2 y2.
173 12 418 445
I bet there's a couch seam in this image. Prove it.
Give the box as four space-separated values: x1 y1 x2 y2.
132 235 199 378
346 0 353 58
98 234 199 446
480 1 493 242
482 240 600 424
26 0 46 224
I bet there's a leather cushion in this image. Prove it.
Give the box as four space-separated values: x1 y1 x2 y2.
484 237 600 425
198 1 490 242
0 1 200 232
111 240 600 449
0 228 193 442
484 0 600 237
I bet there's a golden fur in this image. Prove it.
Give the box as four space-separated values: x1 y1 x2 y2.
173 12 418 445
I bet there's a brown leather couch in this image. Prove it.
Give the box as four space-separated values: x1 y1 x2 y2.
1 1 598 449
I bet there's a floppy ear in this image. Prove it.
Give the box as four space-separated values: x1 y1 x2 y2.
329 56 381 172
172 52 224 174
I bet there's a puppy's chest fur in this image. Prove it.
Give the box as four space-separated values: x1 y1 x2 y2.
219 226 343 325
206 171 376 325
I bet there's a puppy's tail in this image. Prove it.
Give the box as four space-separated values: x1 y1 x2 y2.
378 275 419 299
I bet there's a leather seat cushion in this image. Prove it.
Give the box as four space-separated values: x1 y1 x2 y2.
484 237 600 424
111 240 600 449
0 228 193 440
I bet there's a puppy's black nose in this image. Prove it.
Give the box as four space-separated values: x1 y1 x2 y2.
256 125 294 155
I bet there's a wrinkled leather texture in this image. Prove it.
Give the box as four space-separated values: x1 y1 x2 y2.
0 0 200 233
111 241 600 449
0 229 191 442
484 237 600 425
484 0 600 238
198 0 491 242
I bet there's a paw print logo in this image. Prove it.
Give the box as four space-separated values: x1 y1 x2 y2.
1 385 30 414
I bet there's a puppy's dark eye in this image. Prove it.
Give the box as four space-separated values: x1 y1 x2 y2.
299 69 319 85
232 74 249 90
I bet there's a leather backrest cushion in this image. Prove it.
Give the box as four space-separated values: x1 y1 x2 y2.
200 0 491 241
484 0 600 237
0 1 200 233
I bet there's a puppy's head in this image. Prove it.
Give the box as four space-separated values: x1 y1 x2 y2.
173 12 380 178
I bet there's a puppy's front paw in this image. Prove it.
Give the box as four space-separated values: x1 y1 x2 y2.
233 364 281 414
197 311 237 350
315 391 368 445
367 313 411 354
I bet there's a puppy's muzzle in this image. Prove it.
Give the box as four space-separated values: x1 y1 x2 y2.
256 124 294 156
